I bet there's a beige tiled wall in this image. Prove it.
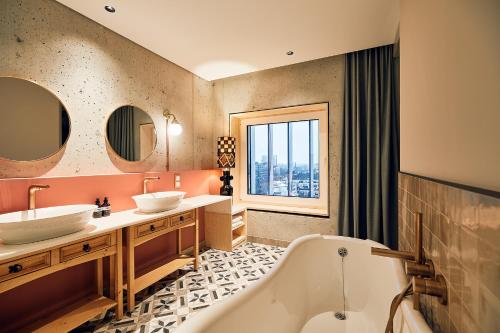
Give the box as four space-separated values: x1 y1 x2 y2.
398 173 500 332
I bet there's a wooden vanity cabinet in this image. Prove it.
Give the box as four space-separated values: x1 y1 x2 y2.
0 230 123 332
125 209 199 312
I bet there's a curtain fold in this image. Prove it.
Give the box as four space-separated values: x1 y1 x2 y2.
107 105 135 161
339 44 400 249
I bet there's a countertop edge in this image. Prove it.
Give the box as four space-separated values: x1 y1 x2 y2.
0 195 231 262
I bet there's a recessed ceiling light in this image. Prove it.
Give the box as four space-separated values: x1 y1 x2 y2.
286 51 294 56
104 5 116 13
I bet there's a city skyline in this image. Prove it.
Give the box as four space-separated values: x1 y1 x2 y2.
248 120 320 198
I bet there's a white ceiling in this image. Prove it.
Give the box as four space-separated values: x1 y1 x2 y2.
56 0 400 81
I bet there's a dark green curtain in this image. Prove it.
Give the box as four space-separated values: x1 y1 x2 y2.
339 44 400 249
107 106 135 161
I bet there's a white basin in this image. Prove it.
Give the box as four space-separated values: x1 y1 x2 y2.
0 204 96 245
132 191 186 213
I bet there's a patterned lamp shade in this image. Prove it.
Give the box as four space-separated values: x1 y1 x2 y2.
217 136 236 168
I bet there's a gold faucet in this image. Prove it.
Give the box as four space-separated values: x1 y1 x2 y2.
372 212 447 333
143 176 160 194
371 212 424 264
28 185 50 210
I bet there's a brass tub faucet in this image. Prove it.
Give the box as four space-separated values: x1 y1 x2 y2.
28 185 50 210
372 212 448 333
413 274 448 305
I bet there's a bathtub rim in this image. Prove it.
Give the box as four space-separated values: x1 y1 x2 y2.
176 234 432 333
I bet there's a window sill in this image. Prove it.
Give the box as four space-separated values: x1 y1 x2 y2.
238 202 329 217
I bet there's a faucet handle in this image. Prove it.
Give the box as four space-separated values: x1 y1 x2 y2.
412 275 448 305
405 259 434 278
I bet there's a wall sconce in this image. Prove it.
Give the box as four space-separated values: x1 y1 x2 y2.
163 109 182 136
163 109 182 171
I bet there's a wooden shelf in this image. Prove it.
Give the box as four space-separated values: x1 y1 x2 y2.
232 221 245 231
232 235 246 248
126 254 195 292
24 294 116 333
231 205 246 215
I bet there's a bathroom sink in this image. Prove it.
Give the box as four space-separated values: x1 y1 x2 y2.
0 204 96 245
132 191 186 213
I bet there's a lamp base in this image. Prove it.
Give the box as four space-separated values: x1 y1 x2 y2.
220 170 233 196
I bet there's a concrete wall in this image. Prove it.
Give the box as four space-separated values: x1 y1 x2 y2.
0 0 216 178
213 55 345 243
400 0 500 192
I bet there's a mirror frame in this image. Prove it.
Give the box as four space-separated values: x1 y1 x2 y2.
104 104 158 163
0 75 72 163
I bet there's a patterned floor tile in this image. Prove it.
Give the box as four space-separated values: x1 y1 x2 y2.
72 242 284 333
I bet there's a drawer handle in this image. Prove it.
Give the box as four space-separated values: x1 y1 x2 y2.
180 216 184 221
150 225 156 231
83 243 91 252
8 264 23 274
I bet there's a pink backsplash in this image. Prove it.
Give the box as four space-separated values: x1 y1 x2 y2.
0 170 221 214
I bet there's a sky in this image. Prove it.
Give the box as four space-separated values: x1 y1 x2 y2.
250 120 318 167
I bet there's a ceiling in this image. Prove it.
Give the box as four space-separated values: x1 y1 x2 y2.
56 0 400 81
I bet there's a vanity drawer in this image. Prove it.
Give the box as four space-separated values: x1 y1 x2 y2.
60 234 113 262
135 219 167 238
170 210 195 228
0 252 51 283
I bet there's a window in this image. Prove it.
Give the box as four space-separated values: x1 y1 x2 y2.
232 103 329 216
247 120 319 198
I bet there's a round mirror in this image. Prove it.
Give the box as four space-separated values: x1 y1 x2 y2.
0 77 70 161
106 105 157 162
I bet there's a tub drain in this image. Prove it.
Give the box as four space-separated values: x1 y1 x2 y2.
334 312 346 320
338 247 348 257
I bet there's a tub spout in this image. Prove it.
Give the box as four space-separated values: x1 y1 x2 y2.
371 248 415 261
385 280 413 333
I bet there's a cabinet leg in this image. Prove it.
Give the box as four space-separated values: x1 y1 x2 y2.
193 209 199 271
177 228 182 254
96 258 103 296
126 227 135 312
109 257 115 299
115 230 123 319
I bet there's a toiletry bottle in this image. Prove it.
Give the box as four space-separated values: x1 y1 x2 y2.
101 197 111 217
93 198 102 218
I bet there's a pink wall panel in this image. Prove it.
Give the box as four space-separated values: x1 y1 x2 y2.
0 170 221 214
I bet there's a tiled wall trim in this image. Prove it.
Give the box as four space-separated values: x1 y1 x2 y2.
398 173 500 333
247 236 290 248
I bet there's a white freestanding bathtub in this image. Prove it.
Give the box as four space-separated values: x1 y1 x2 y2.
177 235 432 333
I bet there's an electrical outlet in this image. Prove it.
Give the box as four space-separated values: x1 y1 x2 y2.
174 174 181 189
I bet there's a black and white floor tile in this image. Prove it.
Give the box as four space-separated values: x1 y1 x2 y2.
72 242 285 333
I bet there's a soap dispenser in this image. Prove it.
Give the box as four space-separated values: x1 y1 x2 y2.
93 198 102 218
101 197 111 217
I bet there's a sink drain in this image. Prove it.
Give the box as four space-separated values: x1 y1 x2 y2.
334 312 346 320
